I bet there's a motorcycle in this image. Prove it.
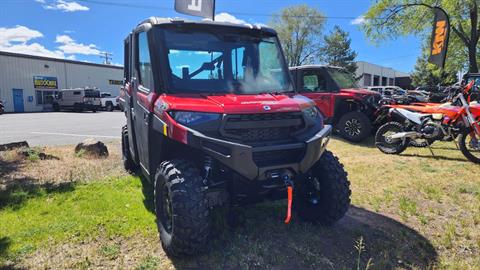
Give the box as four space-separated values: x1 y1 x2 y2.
373 83 476 147
375 81 480 163
0 100 4 115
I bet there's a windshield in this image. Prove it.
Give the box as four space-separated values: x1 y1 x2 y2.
160 27 293 94
327 68 358 89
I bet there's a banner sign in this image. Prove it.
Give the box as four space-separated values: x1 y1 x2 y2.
33 76 58 89
428 7 450 69
175 0 216 20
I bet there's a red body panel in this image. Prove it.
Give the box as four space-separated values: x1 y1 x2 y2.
152 93 316 145
302 88 378 118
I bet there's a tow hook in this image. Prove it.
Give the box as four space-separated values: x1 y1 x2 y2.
283 174 294 224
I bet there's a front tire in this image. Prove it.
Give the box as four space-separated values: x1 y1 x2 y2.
337 111 372 142
154 160 210 257
294 151 351 225
375 122 410 154
106 102 114 112
458 129 480 164
121 126 138 173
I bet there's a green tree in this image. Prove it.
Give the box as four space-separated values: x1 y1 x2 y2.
411 48 457 87
319 25 358 74
362 0 479 73
270 5 325 67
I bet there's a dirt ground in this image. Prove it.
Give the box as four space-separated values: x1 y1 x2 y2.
1 138 479 269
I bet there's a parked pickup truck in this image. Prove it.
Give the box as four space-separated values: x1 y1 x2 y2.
100 92 119 111
290 65 382 142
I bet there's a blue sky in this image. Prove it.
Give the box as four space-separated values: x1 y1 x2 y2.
0 0 422 72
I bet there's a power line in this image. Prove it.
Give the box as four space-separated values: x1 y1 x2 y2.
74 0 359 20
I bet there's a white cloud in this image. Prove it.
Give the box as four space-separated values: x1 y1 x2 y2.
40 0 89 12
351 15 366 25
210 13 246 25
0 25 64 58
0 25 43 46
55 34 101 55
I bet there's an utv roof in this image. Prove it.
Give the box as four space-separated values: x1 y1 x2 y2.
289 65 345 70
136 17 277 35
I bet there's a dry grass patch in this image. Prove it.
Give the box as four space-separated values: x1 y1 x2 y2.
0 138 479 269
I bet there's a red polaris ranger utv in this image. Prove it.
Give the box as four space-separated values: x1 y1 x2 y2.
122 18 351 257
290 66 382 142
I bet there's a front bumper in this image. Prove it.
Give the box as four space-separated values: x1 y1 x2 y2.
187 125 332 180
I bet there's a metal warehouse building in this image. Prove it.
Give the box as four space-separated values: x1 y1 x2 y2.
0 51 124 113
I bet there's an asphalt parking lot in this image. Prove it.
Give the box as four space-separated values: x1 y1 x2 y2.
0 112 125 146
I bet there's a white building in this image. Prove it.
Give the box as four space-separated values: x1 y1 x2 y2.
0 51 124 113
355 61 412 89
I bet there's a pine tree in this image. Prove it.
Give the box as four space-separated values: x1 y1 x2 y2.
319 26 358 75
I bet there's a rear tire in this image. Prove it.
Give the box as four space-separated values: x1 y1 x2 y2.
294 150 351 225
458 129 480 164
121 126 138 173
375 122 410 154
106 102 114 112
154 160 210 257
337 111 372 142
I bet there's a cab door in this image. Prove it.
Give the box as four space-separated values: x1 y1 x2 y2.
298 69 335 119
132 31 155 175
123 35 139 164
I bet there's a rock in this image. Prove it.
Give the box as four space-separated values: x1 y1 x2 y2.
0 141 29 152
75 138 109 158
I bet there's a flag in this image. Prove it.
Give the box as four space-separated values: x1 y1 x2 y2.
428 7 450 69
174 0 216 20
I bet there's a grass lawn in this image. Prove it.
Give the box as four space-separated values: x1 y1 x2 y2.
0 139 479 269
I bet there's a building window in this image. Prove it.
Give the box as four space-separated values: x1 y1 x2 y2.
389 78 394 86
373 75 380 86
363 73 372 86
382 77 387 86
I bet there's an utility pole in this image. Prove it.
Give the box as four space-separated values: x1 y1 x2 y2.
99 52 113 65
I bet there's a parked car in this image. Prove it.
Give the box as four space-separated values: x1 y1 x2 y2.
366 86 412 104
53 88 101 112
290 65 382 142
100 92 119 111
122 18 351 257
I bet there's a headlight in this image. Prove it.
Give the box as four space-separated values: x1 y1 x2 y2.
302 106 324 129
302 106 321 119
170 111 221 126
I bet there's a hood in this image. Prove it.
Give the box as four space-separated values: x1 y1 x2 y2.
340 88 380 96
159 93 315 114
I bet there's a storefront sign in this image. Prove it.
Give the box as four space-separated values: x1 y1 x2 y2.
33 76 58 89
109 79 123 85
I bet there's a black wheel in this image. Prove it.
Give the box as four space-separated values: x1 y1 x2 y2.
375 122 410 154
121 125 138 173
294 150 351 225
154 160 210 257
458 129 480 164
106 102 114 112
74 104 83 112
337 111 372 142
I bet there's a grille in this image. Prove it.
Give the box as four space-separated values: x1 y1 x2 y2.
222 112 305 144
253 148 304 166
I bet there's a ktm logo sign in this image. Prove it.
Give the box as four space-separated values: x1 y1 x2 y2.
432 20 447 55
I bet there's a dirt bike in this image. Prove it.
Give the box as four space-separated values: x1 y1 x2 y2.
374 83 476 148
375 81 480 164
